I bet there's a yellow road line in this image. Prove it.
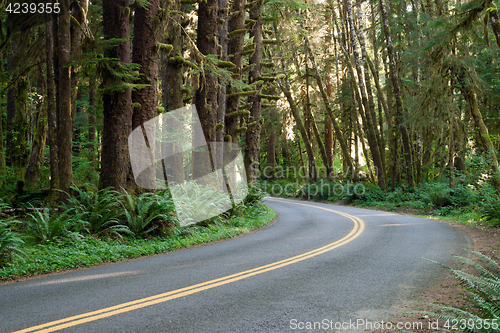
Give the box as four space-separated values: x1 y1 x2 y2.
14 199 365 333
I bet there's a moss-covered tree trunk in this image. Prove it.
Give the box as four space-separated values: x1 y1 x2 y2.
244 2 263 183
465 90 500 190
162 0 184 184
100 0 132 191
46 13 59 194
194 0 218 178
57 0 73 200
380 0 414 187
225 0 247 143
345 0 386 189
25 57 48 187
130 0 160 190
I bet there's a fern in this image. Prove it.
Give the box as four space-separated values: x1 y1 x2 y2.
24 206 86 244
420 251 500 332
0 218 25 266
63 186 131 237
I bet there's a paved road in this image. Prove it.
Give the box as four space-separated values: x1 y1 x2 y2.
1 198 471 333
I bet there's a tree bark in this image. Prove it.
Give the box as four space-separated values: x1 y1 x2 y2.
194 0 218 178
225 0 247 143
345 0 386 189
244 3 263 183
100 0 132 191
57 0 73 200
379 0 414 187
46 13 59 193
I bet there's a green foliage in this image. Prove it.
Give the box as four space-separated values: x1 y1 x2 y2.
0 205 275 280
24 207 87 244
170 182 232 227
244 183 267 207
421 251 500 333
481 194 500 225
63 186 131 237
0 218 25 266
120 191 177 237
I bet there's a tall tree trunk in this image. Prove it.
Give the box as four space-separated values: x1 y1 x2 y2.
465 90 500 190
25 56 48 187
379 0 414 187
100 0 132 191
345 0 386 189
194 0 218 178
217 0 229 144
88 78 96 168
130 0 160 190
244 3 263 183
46 13 59 193
57 0 73 200
276 57 316 182
225 0 247 143
163 0 184 184
302 12 354 176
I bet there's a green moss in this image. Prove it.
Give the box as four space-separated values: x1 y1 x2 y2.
260 94 281 100
228 29 247 39
217 60 236 68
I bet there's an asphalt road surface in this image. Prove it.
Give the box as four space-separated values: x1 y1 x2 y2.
1 198 471 333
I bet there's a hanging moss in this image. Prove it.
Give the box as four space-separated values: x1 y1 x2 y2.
259 118 265 124
216 123 224 131
217 60 236 68
247 121 258 129
180 0 199 3
156 43 173 54
156 106 165 114
226 110 251 118
225 135 232 142
261 94 281 100
228 90 258 98
243 43 255 51
239 102 252 110
261 62 275 68
132 102 142 112
245 0 259 9
245 19 256 29
242 49 255 56
262 103 275 108
219 18 225 24
262 39 280 45
258 76 277 82
244 80 264 90
228 29 247 39
181 87 191 95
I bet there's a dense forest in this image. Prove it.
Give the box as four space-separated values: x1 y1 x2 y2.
0 0 499 201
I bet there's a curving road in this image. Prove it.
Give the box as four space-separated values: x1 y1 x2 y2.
0 198 471 332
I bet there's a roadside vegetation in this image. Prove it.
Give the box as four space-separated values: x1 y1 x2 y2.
0 183 274 281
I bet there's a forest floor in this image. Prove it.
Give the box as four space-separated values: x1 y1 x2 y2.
330 200 500 332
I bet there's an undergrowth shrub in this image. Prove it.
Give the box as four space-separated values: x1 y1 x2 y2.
0 218 25 266
121 191 177 237
64 186 131 237
24 206 87 244
244 183 266 207
481 194 500 226
422 251 500 333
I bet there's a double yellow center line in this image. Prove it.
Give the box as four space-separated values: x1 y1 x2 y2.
14 200 365 333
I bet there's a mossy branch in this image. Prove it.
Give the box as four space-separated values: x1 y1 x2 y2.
226 110 251 118
228 90 258 98
261 94 281 100
155 43 173 54
228 29 247 39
